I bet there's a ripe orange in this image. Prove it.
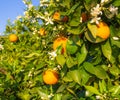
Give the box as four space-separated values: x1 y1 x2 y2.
53 12 60 21
39 28 46 36
96 22 110 39
43 69 59 85
53 37 68 54
9 34 18 42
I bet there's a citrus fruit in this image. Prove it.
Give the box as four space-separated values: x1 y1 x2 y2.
43 69 59 85
39 28 46 36
53 12 60 21
96 22 110 39
53 37 68 54
9 34 18 42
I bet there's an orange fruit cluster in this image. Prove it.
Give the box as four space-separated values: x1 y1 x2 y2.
53 37 68 54
43 69 59 85
9 34 18 42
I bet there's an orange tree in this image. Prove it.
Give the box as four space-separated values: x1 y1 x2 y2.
0 0 120 99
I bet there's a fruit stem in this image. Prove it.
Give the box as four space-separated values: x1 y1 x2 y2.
50 85 53 94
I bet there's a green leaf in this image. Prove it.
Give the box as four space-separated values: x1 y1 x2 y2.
117 13 120 18
71 35 82 46
76 44 88 66
69 70 81 84
79 68 90 85
66 56 76 68
83 62 96 75
109 65 120 76
113 0 120 6
84 86 101 95
63 72 73 82
67 27 81 35
66 2 80 15
109 85 120 96
85 31 96 43
101 40 115 63
56 55 66 66
54 93 62 100
94 66 108 79
56 84 66 93
99 80 107 93
92 54 102 65
112 40 120 48
63 0 71 9
101 41 112 60
69 19 80 26
87 22 98 38
24 52 40 58
66 40 78 54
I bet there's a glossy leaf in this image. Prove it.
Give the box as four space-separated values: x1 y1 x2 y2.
99 80 107 93
66 39 78 54
56 55 66 66
94 66 108 79
83 62 96 75
113 0 120 6
66 56 76 68
79 68 90 85
109 85 120 96
84 86 101 95
76 44 88 66
69 70 81 84
87 22 98 38
101 40 115 63
109 65 120 76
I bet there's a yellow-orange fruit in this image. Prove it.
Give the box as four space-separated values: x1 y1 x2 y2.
53 37 68 54
9 34 18 42
43 69 59 85
96 22 110 39
39 28 46 36
53 12 60 21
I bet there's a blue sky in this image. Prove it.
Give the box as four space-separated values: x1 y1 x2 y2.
0 0 39 35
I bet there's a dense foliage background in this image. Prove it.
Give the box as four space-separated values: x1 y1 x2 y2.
0 0 120 99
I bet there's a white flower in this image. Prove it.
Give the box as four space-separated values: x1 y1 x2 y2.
53 26 57 30
91 4 102 17
109 5 118 15
80 17 82 23
45 16 54 25
57 65 61 70
48 93 54 99
113 36 119 40
96 95 101 100
85 91 90 97
28 4 33 9
31 19 36 23
24 11 28 16
101 0 108 4
40 0 50 7
22 0 27 4
0 44 4 50
28 71 32 77
16 16 22 20
48 51 57 60
37 12 54 25
90 16 101 24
